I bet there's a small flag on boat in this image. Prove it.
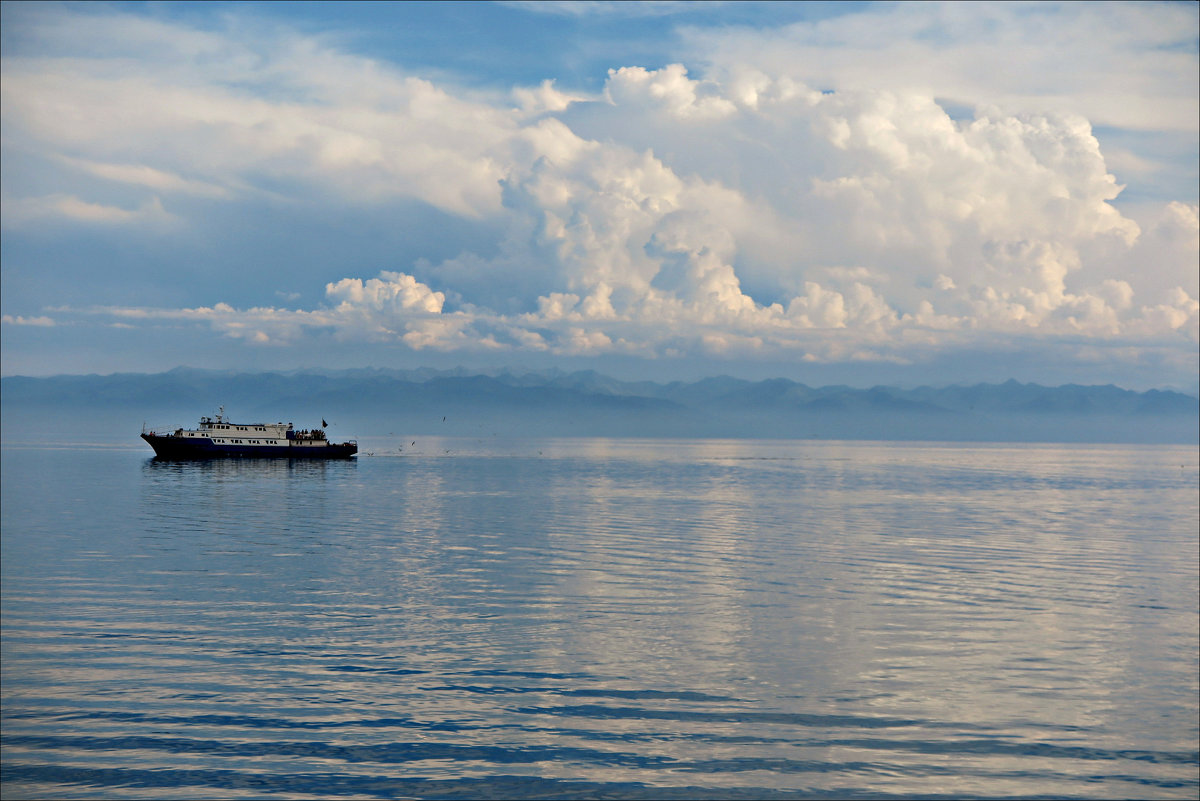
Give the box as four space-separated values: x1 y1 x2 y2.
322 419 328 428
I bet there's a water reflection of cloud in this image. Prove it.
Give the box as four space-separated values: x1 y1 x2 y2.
20 437 1180 795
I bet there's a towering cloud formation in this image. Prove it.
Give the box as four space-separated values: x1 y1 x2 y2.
1 4 1196 380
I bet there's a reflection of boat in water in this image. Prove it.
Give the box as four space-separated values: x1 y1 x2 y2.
141 408 356 459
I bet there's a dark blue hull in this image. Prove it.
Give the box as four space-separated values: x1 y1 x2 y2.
142 434 357 459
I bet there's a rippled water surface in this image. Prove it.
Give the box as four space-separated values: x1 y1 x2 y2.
2 437 1197 799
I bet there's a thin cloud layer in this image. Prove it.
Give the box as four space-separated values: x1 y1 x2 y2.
680 2 1200 133
1 3 1196 382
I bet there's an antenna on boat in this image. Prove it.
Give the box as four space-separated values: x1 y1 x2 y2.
216 405 224 423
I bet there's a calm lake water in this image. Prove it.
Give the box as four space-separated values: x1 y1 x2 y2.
2 436 1197 799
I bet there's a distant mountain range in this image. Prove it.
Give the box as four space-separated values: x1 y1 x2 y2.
2 367 1197 443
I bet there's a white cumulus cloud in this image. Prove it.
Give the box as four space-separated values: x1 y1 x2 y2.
2 3 1196 382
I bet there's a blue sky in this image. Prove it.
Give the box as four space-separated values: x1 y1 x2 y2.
2 1 1197 388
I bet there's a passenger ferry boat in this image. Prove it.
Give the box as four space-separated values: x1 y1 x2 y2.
141 408 357 459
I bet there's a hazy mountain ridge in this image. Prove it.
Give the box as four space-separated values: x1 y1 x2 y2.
2 368 1196 443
